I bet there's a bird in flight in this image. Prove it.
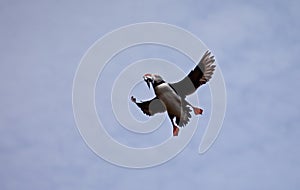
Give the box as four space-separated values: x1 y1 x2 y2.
131 50 216 136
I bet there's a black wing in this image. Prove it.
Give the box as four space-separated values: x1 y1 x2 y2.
131 96 166 116
170 50 216 97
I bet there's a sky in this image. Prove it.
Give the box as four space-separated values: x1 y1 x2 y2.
1 0 300 189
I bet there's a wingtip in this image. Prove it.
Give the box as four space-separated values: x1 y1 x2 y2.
205 50 211 56
131 96 137 103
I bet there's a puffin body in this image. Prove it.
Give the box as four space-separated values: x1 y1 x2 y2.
131 51 215 136
154 83 181 116
154 82 192 136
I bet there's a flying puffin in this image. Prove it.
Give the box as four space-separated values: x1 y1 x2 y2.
131 50 216 136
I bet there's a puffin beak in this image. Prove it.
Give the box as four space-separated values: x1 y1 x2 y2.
143 75 152 89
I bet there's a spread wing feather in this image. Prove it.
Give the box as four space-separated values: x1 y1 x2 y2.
170 50 216 97
131 96 166 116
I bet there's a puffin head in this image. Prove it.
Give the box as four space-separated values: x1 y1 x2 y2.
143 74 164 89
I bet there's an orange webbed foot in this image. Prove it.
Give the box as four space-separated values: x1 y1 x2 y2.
193 107 203 115
173 126 179 136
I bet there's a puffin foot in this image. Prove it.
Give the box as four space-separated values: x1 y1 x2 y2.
192 107 203 115
173 126 179 136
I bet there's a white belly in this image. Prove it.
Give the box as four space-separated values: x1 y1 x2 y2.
155 83 182 116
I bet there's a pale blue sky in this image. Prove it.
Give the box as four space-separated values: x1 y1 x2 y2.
1 0 299 189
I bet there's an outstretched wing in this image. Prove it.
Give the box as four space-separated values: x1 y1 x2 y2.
170 50 216 97
131 96 166 116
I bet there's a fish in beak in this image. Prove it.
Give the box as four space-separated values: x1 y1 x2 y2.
143 74 153 89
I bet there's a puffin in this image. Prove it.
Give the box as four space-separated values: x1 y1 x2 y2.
131 50 216 136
